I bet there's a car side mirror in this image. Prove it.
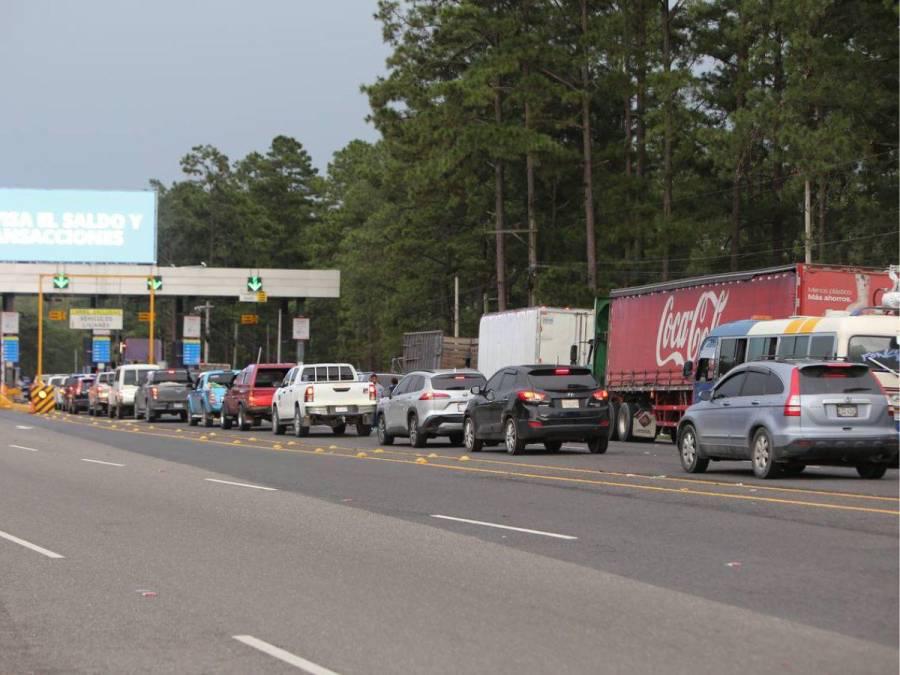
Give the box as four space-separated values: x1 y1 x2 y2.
682 360 694 378
698 389 712 402
470 385 482 396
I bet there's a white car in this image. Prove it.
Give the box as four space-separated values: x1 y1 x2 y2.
109 364 159 419
271 363 376 437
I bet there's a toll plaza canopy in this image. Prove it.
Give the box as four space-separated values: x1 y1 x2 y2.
0 263 340 298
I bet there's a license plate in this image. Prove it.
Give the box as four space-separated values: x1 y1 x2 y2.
335 406 348 413
171 403 183 409
561 399 579 409
837 404 857 417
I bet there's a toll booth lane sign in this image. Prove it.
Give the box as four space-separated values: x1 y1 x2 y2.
183 339 201 366
92 336 111 364
69 308 124 330
2 336 19 363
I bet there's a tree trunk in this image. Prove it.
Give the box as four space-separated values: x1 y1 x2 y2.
817 177 827 263
660 0 674 281
494 84 507 312
525 97 538 306
730 168 742 271
635 0 647 179
581 0 597 293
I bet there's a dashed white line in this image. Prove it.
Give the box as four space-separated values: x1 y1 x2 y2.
204 478 277 491
80 458 125 467
14 425 33 430
233 635 340 674
430 514 578 540
0 529 64 559
9 444 38 452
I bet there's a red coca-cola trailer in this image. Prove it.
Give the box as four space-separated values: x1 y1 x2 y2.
593 264 893 441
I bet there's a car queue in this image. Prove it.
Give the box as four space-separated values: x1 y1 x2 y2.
46 352 898 480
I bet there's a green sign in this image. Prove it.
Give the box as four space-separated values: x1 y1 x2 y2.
247 275 263 292
52 274 70 289
147 276 163 291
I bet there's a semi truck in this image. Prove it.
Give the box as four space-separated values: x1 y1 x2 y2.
478 307 595 380
593 264 895 441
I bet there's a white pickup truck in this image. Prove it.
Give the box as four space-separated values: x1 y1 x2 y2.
271 363 376 437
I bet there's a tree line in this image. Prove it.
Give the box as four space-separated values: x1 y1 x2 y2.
153 0 898 371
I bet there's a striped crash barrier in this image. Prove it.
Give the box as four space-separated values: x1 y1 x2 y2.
30 383 56 414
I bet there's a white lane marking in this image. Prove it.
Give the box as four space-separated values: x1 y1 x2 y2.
80 458 125 467
15 425 33 430
430 514 578 540
0 529 65 559
204 478 277 491
233 635 340 674
9 444 38 452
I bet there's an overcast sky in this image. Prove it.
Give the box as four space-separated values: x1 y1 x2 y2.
0 0 389 190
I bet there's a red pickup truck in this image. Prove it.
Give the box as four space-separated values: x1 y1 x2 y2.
221 363 294 431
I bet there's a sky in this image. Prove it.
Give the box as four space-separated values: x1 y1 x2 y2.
0 0 390 190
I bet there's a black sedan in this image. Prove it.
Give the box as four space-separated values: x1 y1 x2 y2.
463 365 611 455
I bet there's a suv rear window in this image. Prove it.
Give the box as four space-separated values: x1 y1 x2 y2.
800 365 878 394
527 367 597 391
254 368 291 387
431 374 486 391
122 370 153 386
154 370 190 383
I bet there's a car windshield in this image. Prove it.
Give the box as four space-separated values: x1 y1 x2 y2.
207 372 234 387
154 370 190 383
122 369 153 386
799 365 879 394
527 367 597 391
848 335 899 373
431 374 485 391
254 368 291 388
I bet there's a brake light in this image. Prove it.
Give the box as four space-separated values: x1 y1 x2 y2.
150 386 158 400
454 375 466 380
75 382 82 395
592 389 608 401
304 386 315 403
554 368 570 375
369 383 377 401
783 369 800 417
517 390 547 403
420 391 450 400
248 393 257 406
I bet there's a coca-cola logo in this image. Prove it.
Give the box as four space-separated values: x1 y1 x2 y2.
655 291 729 367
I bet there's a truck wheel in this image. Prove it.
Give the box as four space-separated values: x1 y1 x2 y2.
751 428 780 479
588 437 608 454
377 414 394 445
293 408 309 437
408 414 426 448
332 423 346 436
202 406 213 428
220 412 233 430
616 403 633 442
134 403 141 420
237 406 251 431
180 411 188 423
856 463 888 479
504 418 524 455
356 422 372 436
679 424 708 473
464 417 482 452
448 433 464 446
607 402 619 441
189 412 199 426
272 408 286 435
146 409 156 423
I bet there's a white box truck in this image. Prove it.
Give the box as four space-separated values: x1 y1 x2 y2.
477 307 596 379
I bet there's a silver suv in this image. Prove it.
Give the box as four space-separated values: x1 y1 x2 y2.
376 370 486 447
677 360 898 479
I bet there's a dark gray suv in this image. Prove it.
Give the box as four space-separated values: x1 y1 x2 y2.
677 360 898 479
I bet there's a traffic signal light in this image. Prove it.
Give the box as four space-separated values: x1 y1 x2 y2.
247 275 263 292
52 274 70 289
147 276 163 291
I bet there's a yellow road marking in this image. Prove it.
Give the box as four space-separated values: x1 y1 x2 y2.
43 413 900 516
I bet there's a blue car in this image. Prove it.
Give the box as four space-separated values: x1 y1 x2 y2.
187 370 238 427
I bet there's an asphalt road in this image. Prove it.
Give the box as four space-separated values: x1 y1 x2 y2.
1 408 897 674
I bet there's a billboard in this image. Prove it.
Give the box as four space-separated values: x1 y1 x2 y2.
0 188 156 263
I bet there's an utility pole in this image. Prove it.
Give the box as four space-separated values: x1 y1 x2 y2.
804 179 812 264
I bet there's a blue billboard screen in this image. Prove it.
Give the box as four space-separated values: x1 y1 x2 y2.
0 188 157 263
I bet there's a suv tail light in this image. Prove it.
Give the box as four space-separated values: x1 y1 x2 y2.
368 383 377 401
591 389 608 401
783 369 800 417
875 379 896 419
420 391 450 400
248 392 257 407
304 386 315 403
150 386 159 400
517 390 547 403
75 381 82 395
